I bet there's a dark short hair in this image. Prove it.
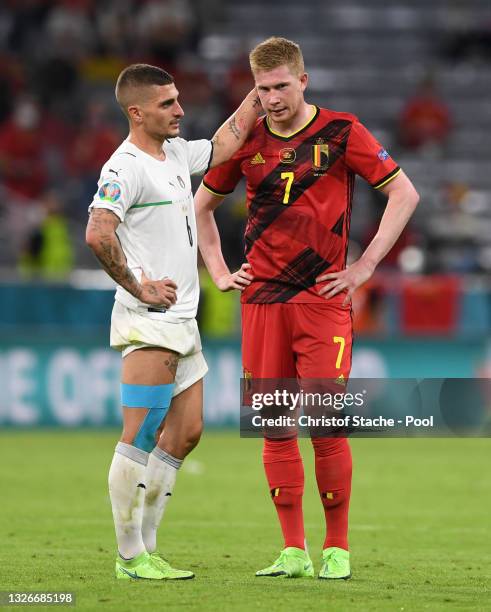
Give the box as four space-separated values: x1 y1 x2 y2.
115 64 174 116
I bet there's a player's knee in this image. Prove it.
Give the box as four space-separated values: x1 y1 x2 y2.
120 421 160 450
270 485 303 507
164 420 203 458
312 437 350 457
182 420 203 454
263 436 299 463
121 382 174 452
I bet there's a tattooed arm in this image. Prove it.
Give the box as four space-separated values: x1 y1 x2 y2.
85 209 177 307
209 89 263 168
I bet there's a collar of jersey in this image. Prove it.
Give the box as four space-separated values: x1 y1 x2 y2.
264 105 319 141
124 138 167 163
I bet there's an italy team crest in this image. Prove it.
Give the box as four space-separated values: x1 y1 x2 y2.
312 139 329 174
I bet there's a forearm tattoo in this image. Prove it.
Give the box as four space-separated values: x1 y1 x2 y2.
227 116 241 140
87 210 142 299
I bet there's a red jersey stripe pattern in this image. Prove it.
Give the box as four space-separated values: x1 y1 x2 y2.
204 107 400 305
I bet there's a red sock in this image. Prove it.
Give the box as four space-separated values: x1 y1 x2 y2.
312 437 352 551
263 437 305 550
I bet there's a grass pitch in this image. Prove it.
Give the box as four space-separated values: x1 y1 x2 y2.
0 431 489 611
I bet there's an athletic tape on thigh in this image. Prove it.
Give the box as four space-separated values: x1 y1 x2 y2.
121 384 174 409
121 383 174 453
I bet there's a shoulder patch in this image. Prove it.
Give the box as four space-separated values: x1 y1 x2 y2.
377 148 390 161
99 182 121 203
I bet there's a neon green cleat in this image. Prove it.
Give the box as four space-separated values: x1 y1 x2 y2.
115 551 167 580
255 547 314 578
149 551 195 580
318 547 351 580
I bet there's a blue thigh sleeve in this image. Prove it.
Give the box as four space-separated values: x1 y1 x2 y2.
121 383 174 452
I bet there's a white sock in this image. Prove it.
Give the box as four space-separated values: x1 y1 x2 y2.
108 442 148 559
142 447 182 553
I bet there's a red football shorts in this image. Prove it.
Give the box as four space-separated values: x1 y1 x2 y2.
241 302 353 380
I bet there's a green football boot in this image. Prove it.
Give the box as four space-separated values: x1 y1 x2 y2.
318 547 351 580
256 547 314 578
149 551 195 580
115 551 167 580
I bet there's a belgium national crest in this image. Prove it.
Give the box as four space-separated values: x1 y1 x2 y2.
311 139 329 174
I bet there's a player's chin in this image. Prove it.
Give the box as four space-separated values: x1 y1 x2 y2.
167 124 180 137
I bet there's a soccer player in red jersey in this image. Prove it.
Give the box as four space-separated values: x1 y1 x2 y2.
195 37 419 579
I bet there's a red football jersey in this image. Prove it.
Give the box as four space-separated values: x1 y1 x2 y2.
203 106 400 304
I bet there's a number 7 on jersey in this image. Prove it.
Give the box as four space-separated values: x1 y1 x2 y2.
280 172 294 205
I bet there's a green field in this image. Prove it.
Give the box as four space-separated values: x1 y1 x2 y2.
0 432 490 611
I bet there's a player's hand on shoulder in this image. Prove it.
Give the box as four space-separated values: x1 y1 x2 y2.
216 263 253 292
139 271 178 308
316 259 375 305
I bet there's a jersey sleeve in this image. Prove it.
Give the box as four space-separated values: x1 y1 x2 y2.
345 120 401 189
184 138 213 175
88 158 140 222
202 154 244 197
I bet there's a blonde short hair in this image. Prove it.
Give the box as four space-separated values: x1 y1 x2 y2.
249 37 305 77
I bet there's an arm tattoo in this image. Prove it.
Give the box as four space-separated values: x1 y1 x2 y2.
227 116 241 140
87 209 142 299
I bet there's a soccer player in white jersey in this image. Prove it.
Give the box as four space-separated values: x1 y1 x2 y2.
85 64 261 580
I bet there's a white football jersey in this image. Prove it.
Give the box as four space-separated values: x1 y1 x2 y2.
89 137 212 322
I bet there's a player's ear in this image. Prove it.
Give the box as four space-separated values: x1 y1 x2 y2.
300 72 308 93
127 104 143 124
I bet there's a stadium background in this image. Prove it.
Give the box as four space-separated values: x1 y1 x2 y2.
0 1 490 610
1 0 491 426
